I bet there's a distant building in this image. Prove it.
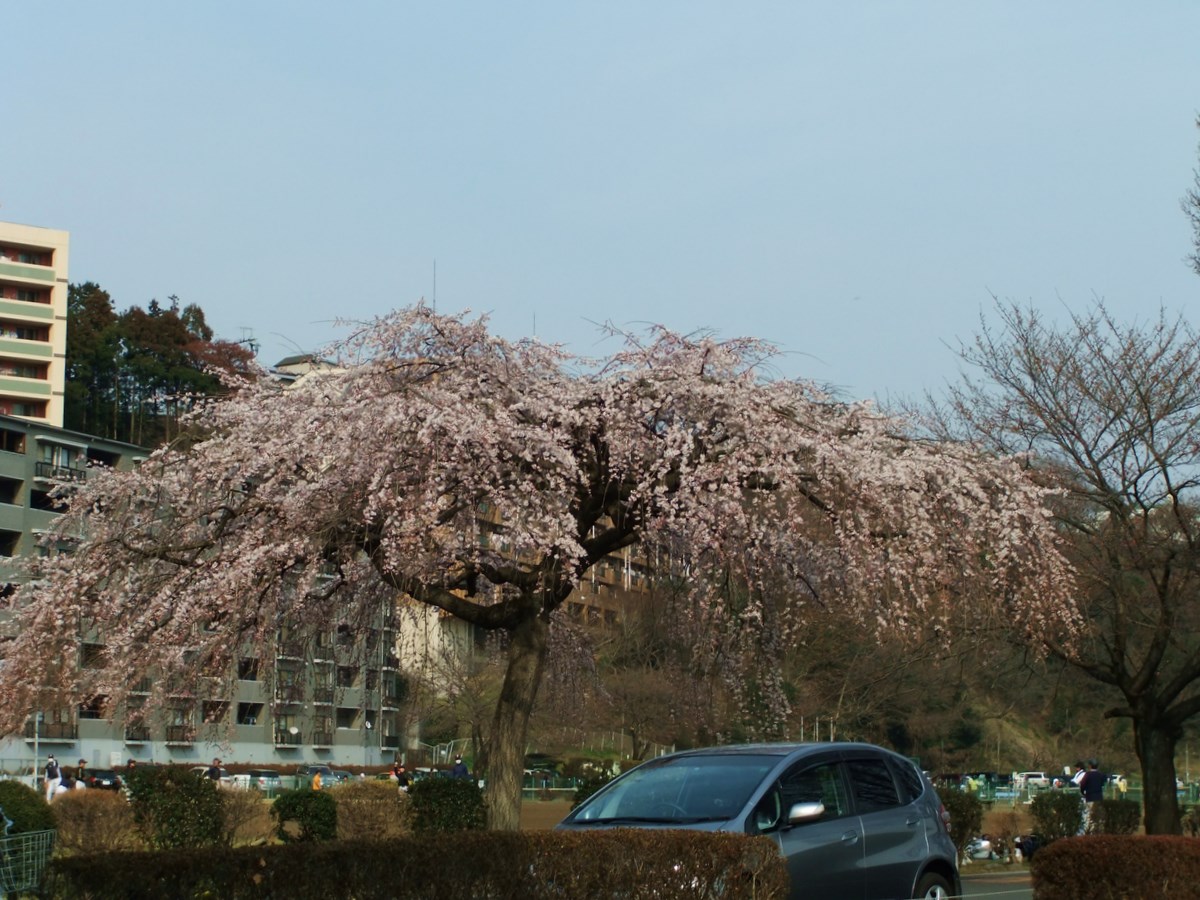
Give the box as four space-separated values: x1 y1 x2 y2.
0 222 69 427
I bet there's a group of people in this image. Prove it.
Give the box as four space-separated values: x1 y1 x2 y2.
41 755 92 800
382 756 472 792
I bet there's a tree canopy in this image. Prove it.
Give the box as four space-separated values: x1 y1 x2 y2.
65 283 255 446
936 300 1200 834
1 305 1073 829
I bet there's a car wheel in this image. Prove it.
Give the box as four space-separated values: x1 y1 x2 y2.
913 872 953 900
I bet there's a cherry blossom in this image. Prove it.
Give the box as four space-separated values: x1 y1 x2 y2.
0 304 1074 830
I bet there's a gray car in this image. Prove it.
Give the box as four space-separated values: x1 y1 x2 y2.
557 742 960 900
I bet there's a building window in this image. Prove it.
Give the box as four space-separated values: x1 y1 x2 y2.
0 530 19 556
336 666 357 688
0 399 47 418
236 703 262 725
0 361 48 380
0 429 24 454
237 658 259 681
336 707 358 729
202 700 229 724
0 322 49 342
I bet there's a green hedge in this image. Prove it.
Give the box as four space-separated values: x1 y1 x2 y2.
124 765 224 850
1031 835 1200 899
938 789 982 858
0 780 55 833
570 773 614 810
44 831 789 899
407 777 485 833
272 789 337 842
1089 798 1140 835
1030 790 1083 842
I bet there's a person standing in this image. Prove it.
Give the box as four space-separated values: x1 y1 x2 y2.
450 756 470 779
1079 759 1106 833
396 764 412 792
205 758 223 781
311 768 323 791
75 759 89 790
43 755 61 802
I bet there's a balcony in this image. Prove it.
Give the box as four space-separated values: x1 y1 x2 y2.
312 687 334 705
381 654 401 670
124 725 151 743
277 641 305 659
311 731 334 748
24 720 77 743
274 730 303 748
381 694 402 710
274 684 305 704
381 735 401 749
165 725 194 745
34 462 87 483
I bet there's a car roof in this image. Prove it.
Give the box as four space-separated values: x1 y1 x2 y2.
660 742 898 761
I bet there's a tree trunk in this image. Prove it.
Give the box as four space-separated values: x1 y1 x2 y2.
484 611 550 830
1133 716 1182 834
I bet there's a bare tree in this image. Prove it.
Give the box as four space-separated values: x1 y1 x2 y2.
935 301 1200 833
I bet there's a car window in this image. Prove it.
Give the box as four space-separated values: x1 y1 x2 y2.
773 760 850 824
846 757 901 813
887 757 925 805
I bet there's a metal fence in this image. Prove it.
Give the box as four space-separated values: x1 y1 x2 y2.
0 829 54 899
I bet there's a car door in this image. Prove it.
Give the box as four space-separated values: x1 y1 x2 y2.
749 756 864 900
845 753 927 899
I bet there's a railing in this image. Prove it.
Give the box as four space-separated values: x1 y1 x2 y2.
381 654 401 669
165 725 194 744
274 684 305 703
274 731 303 747
381 735 401 749
311 731 333 747
277 641 305 659
34 462 87 483
124 726 151 743
312 687 335 704
23 721 77 742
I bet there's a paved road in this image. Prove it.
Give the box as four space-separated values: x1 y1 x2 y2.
961 870 1033 900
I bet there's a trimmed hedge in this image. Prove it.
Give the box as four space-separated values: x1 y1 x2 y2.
407 777 485 833
1030 790 1083 842
0 780 55 834
124 765 224 850
1031 835 1200 900
45 830 789 899
272 789 337 842
1089 798 1140 835
938 789 982 858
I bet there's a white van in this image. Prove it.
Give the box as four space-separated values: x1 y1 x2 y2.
1014 771 1050 790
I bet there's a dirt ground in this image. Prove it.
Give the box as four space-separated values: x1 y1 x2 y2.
520 799 574 830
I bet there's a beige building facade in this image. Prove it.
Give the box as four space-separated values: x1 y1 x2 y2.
0 222 69 427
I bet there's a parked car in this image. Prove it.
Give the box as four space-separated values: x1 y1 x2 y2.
330 770 353 786
558 742 960 900
86 769 122 791
190 765 230 783
296 764 334 788
245 769 282 792
1014 771 1050 790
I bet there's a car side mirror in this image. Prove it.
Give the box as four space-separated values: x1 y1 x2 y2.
787 801 826 824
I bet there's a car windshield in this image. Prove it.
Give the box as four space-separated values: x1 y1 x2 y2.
569 754 777 824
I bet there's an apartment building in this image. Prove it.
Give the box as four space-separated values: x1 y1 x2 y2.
0 222 68 427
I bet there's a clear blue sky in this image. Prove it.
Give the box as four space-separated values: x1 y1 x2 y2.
6 2 1199 400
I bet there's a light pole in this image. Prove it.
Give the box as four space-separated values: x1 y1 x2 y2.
364 720 373 767
31 711 42 790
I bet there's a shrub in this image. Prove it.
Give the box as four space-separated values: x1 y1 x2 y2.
408 776 485 833
1183 804 1200 837
124 764 224 849
1030 790 1083 842
1031 835 1200 900
571 773 614 810
0 779 55 833
272 788 337 842
1089 797 1140 835
52 789 142 854
938 788 982 858
221 786 274 847
330 779 410 840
